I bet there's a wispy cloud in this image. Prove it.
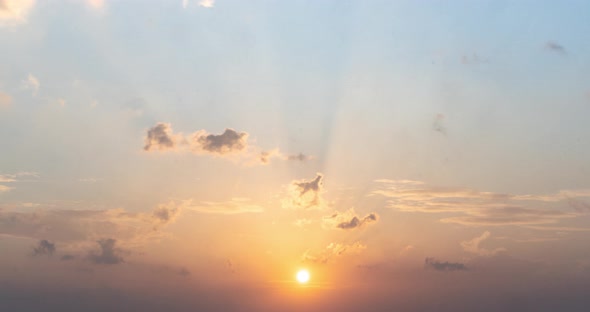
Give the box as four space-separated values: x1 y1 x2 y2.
302 241 366 264
545 41 566 54
21 74 40 95
373 179 587 227
461 231 506 257
323 209 379 230
190 198 264 215
0 0 35 26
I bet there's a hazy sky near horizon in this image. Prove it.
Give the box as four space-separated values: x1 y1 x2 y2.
2 1 590 311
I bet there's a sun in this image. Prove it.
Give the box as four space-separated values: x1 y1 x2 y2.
296 269 310 284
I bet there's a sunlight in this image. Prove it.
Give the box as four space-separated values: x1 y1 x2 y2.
296 269 310 284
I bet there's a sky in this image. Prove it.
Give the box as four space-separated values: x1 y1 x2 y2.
2 0 590 311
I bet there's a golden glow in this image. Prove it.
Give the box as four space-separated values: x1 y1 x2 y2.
296 269 310 284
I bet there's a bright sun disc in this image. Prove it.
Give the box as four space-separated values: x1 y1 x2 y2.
296 269 310 284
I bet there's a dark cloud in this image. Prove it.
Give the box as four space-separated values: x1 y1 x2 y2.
32 240 55 257
424 257 467 272
60 254 76 261
282 173 325 209
144 123 177 151
193 128 248 154
88 238 124 265
152 201 182 226
545 41 566 54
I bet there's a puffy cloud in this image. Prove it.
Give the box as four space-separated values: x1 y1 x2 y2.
199 0 214 8
143 122 309 165
282 173 325 210
32 239 55 256
461 231 506 257
323 209 379 230
373 179 586 227
144 123 180 151
301 241 366 264
190 128 248 154
21 74 39 95
190 198 263 215
152 201 183 226
424 257 467 272
545 41 566 54
0 0 35 26
88 238 123 265
0 91 12 108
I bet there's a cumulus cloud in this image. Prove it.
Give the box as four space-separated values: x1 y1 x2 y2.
191 128 248 154
302 241 366 264
143 122 308 165
190 198 263 214
88 238 123 265
424 257 467 272
32 239 55 256
21 74 39 95
0 0 35 26
373 180 586 227
323 209 379 230
545 41 566 54
282 173 325 210
144 123 180 151
461 231 506 257
199 0 214 8
0 91 12 108
152 200 183 226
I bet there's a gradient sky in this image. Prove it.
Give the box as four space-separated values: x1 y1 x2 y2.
2 1 590 311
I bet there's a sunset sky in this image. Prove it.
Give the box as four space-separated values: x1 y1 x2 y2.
2 1 590 311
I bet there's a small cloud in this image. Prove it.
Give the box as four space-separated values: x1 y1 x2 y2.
90 100 98 108
198 0 214 8
79 177 101 183
21 74 39 95
0 91 12 108
424 257 467 272
461 231 506 257
192 128 248 154
0 185 12 192
282 173 325 210
61 254 76 261
88 238 124 265
461 53 488 65
182 0 189 8
323 209 379 230
302 241 366 264
0 0 35 26
179 267 191 276
293 218 313 227
144 123 180 151
86 0 104 10
32 239 56 257
545 41 566 54
57 98 66 108
152 200 183 226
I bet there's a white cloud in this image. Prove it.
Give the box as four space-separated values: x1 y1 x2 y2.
198 0 215 8
0 0 35 26
21 74 39 95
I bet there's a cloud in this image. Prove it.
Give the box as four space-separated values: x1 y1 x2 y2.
323 209 379 230
373 179 585 227
144 123 180 151
545 41 566 54
0 91 12 108
301 241 366 264
190 198 263 214
293 218 313 227
152 200 183 226
461 231 506 257
0 171 38 193
199 0 214 8
191 128 248 154
282 173 325 210
88 238 123 265
567 198 590 213
0 0 35 26
32 239 55 256
144 122 308 165
424 257 467 271
0 185 12 192
86 0 104 10
60 254 76 261
21 74 39 95
182 0 189 8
